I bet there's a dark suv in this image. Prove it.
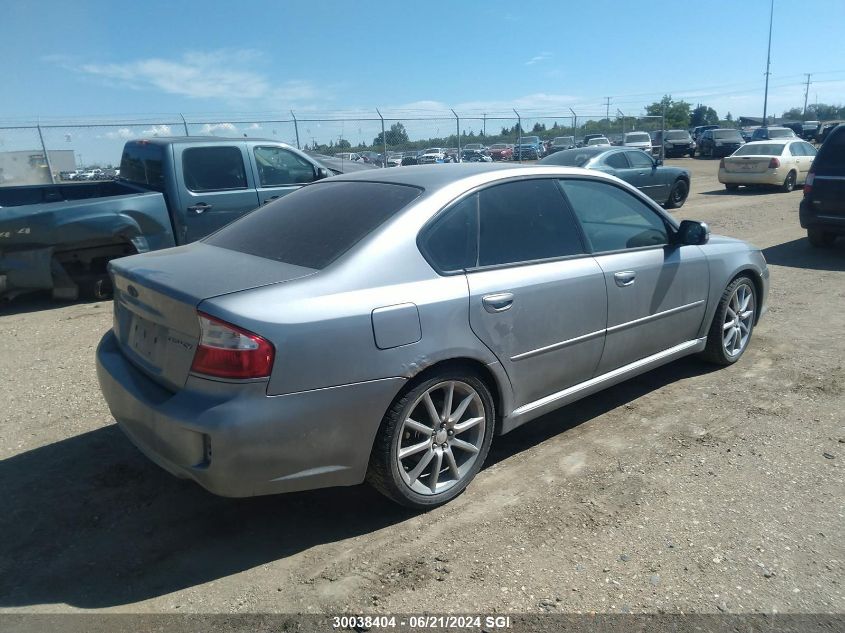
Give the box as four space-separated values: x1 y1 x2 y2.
697 128 745 158
800 124 845 247
654 130 696 157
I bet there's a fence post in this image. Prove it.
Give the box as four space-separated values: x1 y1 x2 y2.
36 124 55 184
451 109 460 162
483 113 487 138
513 108 522 163
376 109 386 167
569 108 577 139
180 113 189 136
661 101 666 162
290 111 301 149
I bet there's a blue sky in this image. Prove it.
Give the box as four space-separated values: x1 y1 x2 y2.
2 0 845 161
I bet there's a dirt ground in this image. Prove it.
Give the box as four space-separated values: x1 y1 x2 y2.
1 158 843 617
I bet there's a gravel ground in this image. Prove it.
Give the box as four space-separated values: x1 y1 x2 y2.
0 158 843 617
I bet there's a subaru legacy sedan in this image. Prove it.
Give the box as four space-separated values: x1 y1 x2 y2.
96 164 769 509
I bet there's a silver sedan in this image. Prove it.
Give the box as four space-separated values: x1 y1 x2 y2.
96 164 769 509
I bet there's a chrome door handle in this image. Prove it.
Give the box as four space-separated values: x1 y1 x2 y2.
482 292 514 313
187 202 213 214
614 271 636 287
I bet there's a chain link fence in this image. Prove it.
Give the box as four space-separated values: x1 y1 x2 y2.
0 110 672 187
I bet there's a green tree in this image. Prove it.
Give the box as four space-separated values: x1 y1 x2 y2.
690 104 719 127
373 122 410 147
336 138 351 150
532 122 546 133
645 95 692 129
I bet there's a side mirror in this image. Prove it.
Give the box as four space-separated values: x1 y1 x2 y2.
654 158 663 166
315 167 330 180
676 220 710 245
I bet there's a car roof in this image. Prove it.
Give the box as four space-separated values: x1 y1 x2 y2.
326 163 622 190
742 140 790 146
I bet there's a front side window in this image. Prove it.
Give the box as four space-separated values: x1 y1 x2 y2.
477 179 584 267
626 150 654 168
183 146 247 192
604 152 629 169
559 179 668 253
801 142 818 156
254 146 316 186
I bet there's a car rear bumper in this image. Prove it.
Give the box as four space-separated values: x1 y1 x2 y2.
800 198 845 233
96 330 405 497
718 168 785 186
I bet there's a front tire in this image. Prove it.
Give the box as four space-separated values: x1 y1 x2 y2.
367 370 495 509
665 179 689 209
701 276 757 366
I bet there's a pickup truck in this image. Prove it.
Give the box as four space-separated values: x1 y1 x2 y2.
0 137 370 301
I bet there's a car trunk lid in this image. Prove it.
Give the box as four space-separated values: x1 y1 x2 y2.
109 242 316 390
724 156 772 173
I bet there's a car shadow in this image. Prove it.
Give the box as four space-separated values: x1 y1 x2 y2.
762 237 845 271
0 356 718 609
699 187 781 196
0 292 106 316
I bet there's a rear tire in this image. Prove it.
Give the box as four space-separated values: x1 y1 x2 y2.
701 276 757 366
781 171 797 193
367 369 495 510
807 228 836 247
665 179 689 209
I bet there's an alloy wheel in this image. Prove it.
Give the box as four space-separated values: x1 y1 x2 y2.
722 283 755 357
396 381 486 496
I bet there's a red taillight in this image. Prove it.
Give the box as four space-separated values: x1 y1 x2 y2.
191 312 275 379
804 170 815 195
768 157 781 169
719 158 725 168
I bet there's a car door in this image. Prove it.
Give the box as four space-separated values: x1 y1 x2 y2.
175 144 260 242
248 145 318 205
452 179 608 410
624 149 670 202
558 177 709 374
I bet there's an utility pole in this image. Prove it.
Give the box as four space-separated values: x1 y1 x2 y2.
569 107 577 136
802 73 812 118
604 97 612 126
762 0 774 126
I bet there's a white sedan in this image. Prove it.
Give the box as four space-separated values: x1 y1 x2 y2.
586 136 611 147
718 139 817 192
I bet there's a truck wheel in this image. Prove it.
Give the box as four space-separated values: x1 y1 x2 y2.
807 228 835 247
79 275 113 300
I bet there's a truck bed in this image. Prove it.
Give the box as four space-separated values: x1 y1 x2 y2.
0 180 138 208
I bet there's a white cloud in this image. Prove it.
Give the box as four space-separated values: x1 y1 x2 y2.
525 52 551 66
68 50 325 106
199 122 238 135
104 127 134 140
140 124 173 137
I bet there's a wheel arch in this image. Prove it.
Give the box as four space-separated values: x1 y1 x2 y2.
728 267 765 325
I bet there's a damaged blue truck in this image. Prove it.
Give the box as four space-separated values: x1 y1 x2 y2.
0 137 367 301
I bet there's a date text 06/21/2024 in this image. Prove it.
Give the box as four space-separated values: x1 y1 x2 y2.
332 615 513 629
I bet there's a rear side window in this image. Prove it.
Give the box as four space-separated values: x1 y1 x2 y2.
183 146 247 191
206 181 422 269
815 126 845 170
477 179 585 266
559 179 668 252
423 194 479 272
120 142 165 190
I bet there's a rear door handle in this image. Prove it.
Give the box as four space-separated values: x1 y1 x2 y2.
187 202 213 214
614 271 636 287
482 292 514 313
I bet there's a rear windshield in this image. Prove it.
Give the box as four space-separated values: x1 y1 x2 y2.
205 181 422 269
625 133 651 142
521 137 540 144
714 130 742 140
490 144 507 149
540 149 600 167
119 142 165 189
734 144 784 156
664 131 689 140
767 128 794 138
